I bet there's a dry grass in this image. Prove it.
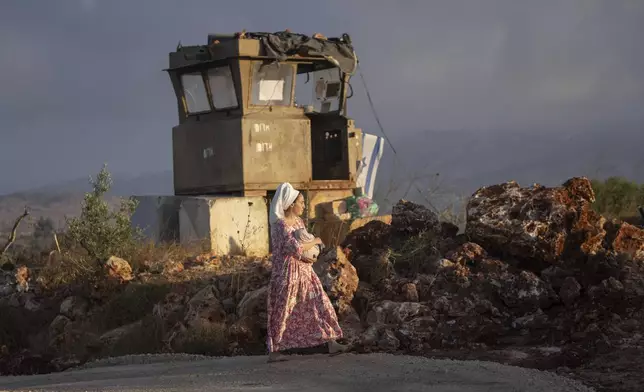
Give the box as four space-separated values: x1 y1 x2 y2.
390 230 441 276
33 237 213 291
36 251 98 291
125 239 211 273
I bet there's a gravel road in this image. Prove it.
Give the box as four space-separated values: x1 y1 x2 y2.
0 353 594 392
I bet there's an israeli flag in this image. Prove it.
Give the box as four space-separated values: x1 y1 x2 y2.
356 133 384 199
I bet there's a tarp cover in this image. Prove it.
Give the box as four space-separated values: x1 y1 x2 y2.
246 31 357 75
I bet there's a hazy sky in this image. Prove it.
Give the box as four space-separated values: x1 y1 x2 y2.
1 0 643 194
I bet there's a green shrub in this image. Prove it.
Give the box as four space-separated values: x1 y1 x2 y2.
390 230 441 276
591 177 644 219
64 164 142 262
31 217 55 252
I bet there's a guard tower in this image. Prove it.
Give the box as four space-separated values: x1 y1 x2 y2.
132 31 383 256
167 31 361 207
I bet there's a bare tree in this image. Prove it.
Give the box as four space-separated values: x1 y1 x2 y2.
1 207 30 257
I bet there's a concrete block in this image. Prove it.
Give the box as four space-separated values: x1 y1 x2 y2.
131 196 182 243
179 196 269 257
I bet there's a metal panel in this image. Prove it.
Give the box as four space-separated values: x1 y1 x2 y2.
172 118 244 195
241 116 312 186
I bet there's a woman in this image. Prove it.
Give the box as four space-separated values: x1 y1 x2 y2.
266 182 348 362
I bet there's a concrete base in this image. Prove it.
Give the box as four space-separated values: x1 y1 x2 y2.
131 195 269 257
131 196 182 243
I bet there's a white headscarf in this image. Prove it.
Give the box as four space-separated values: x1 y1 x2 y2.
269 182 300 226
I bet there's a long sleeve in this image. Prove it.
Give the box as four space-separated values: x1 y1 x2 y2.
274 220 303 259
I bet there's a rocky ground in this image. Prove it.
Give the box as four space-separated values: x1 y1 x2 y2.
2 177 644 391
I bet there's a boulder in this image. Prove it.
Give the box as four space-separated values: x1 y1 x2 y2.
99 320 143 350
377 329 400 351
236 286 268 332
608 222 644 260
465 178 601 269
59 296 89 321
49 315 72 337
183 285 226 328
350 248 393 286
497 271 558 313
313 247 359 316
105 256 133 282
341 220 391 256
391 200 441 237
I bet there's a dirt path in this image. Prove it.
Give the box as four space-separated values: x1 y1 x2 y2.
0 353 593 392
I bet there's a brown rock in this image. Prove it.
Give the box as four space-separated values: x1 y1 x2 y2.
105 256 133 282
162 259 185 276
465 178 598 268
569 204 606 257
313 246 359 314
341 220 391 256
446 242 487 266
14 265 29 293
400 283 419 302
391 200 441 237
610 222 644 260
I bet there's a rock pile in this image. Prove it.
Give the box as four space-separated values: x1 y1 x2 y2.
2 176 644 382
339 177 644 363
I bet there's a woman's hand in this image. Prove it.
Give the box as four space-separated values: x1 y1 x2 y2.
301 256 316 264
314 237 323 245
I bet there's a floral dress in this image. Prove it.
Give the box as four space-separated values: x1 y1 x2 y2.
266 217 343 352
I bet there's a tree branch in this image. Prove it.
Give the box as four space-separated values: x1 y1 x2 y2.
1 207 30 256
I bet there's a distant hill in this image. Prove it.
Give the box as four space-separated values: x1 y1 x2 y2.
2 127 643 230
0 171 173 233
21 170 174 196
373 127 644 211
